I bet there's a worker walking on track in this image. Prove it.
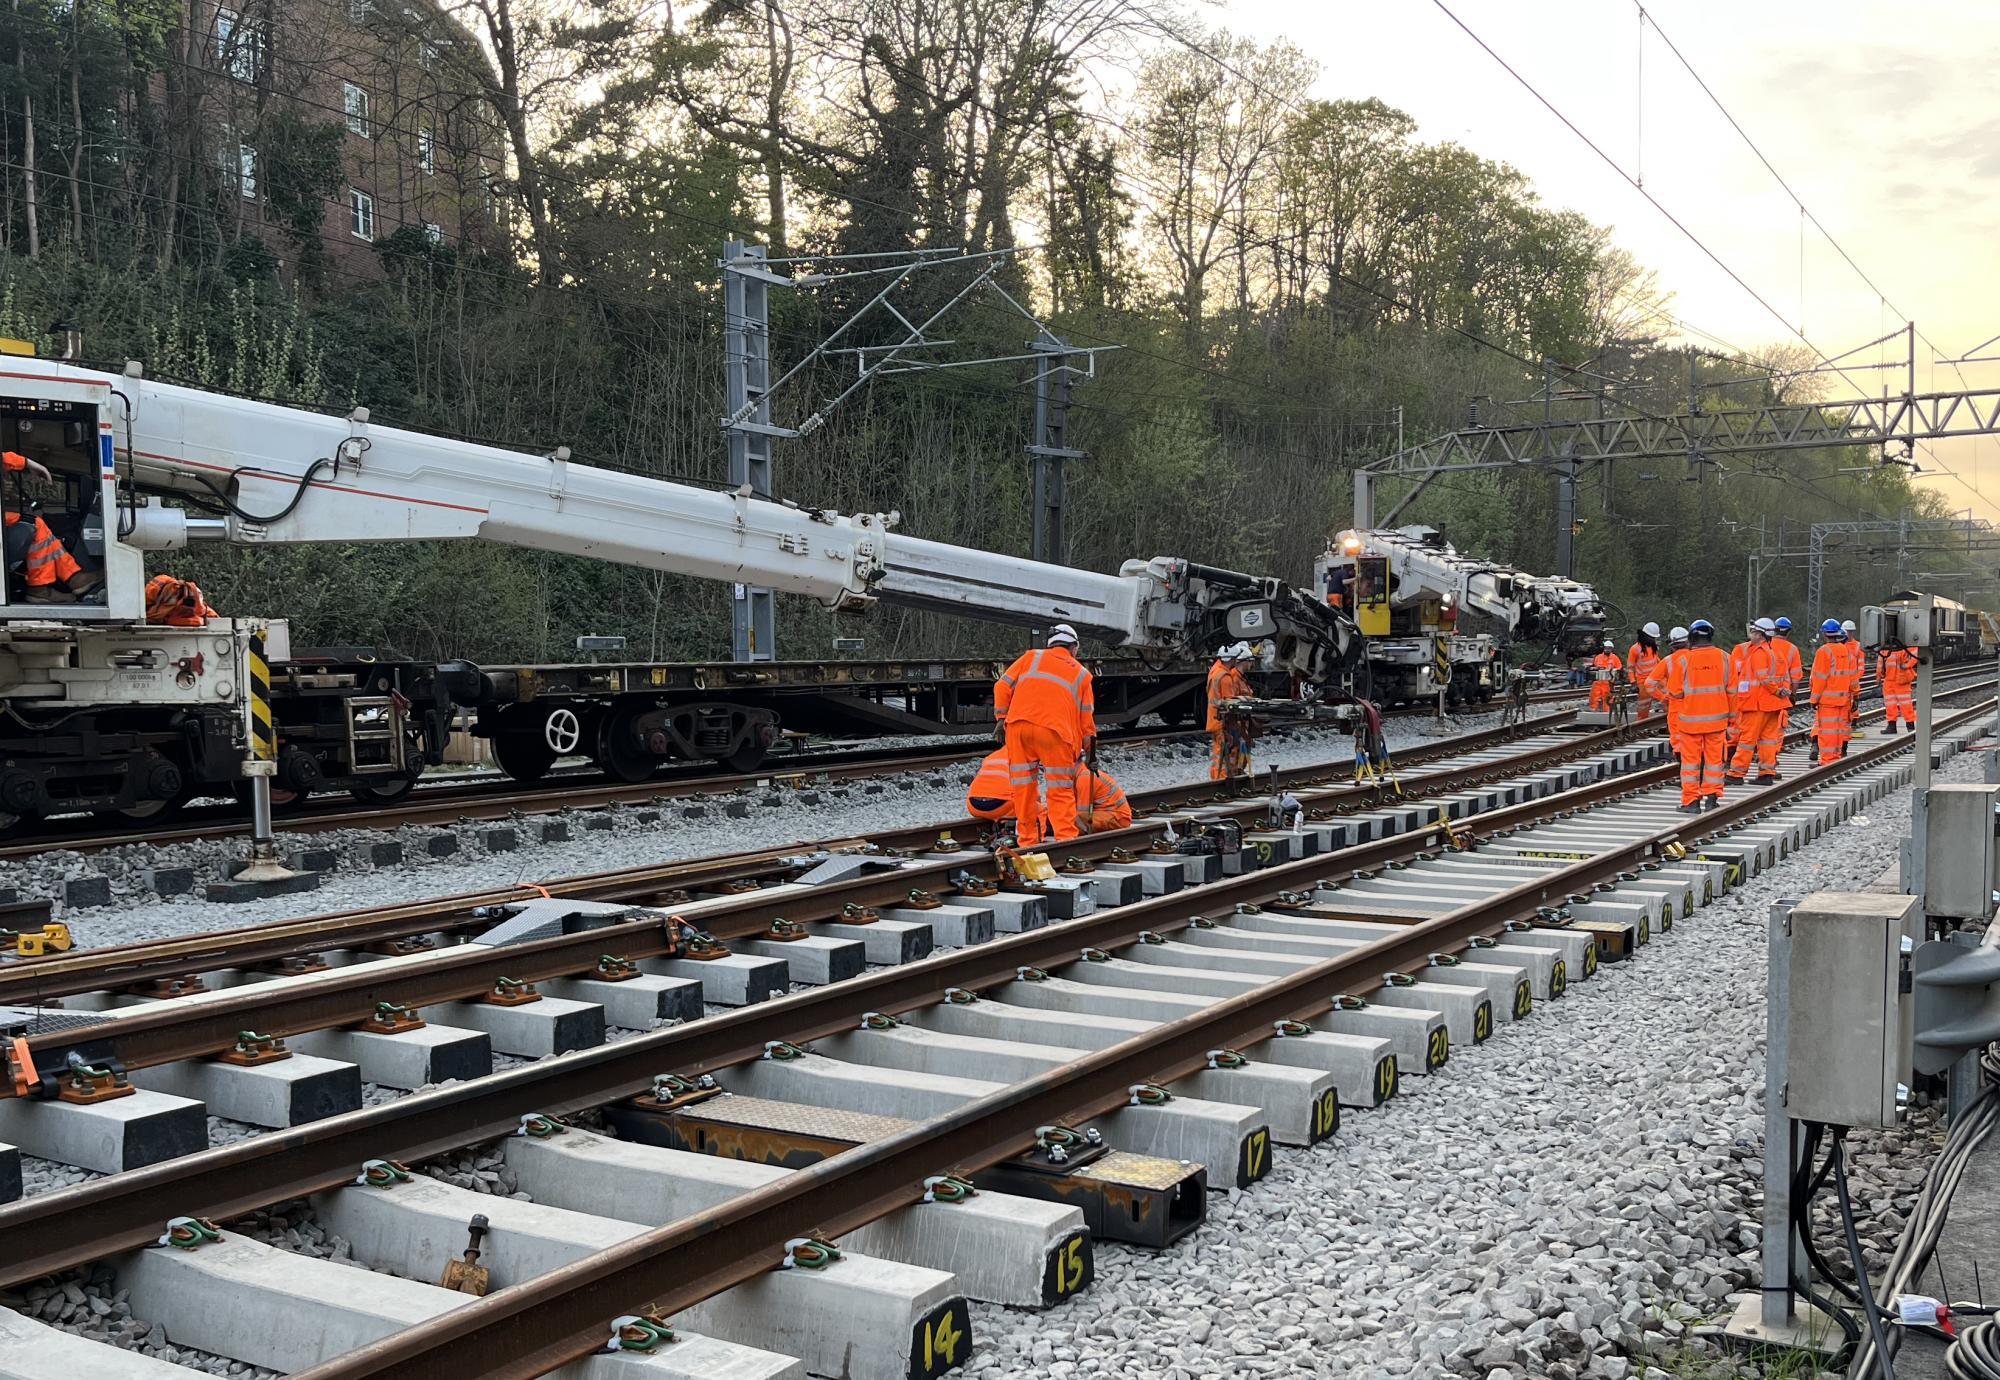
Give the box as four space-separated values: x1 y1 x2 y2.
1644 626 1688 753
1588 639 1622 712
1728 618 1788 783
1207 643 1253 781
1074 763 1133 834
1879 642 1919 734
1809 619 1857 765
994 624 1096 848
1667 619 1733 810
1626 624 1662 719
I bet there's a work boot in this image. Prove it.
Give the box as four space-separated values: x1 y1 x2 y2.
1703 797 1722 811
1678 802 1701 814
1755 774 1779 785
63 569 103 596
21 585 75 604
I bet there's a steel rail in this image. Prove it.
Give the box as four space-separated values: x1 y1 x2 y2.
8 718 1634 1075
283 694 2000 1380
4 694 1980 1294
0 710 1590 1007
3 688 1597 858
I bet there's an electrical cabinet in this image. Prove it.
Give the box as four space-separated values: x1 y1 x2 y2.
1786 892 1918 1128
1926 784 2000 923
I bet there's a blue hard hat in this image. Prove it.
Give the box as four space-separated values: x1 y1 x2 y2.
1775 617 1792 632
1689 618 1714 635
1820 618 1842 635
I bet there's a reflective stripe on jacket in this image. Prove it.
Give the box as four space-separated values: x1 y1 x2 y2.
994 646 1097 747
1666 645 1733 730
1810 644 1854 704
1735 641 1790 711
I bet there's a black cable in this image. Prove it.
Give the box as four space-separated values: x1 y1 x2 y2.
1834 1136 1900 1378
1948 1319 2000 1379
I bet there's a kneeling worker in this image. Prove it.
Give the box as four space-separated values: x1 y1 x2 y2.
1074 762 1132 834
965 746 1131 837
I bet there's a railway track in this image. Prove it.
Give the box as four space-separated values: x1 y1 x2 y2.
0 677 1988 1380
0 689 1597 861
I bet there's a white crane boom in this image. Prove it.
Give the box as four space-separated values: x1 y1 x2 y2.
0 357 1356 687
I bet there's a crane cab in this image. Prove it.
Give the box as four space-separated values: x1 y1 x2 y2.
0 369 141 622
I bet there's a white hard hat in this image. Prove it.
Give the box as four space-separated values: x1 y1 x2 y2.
1842 619 1857 633
1754 617 1777 634
1230 641 1253 661
1669 625 1689 643
1641 621 1660 639
1047 623 1079 647
1601 638 1613 648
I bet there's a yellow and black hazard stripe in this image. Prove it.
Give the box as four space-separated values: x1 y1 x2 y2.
247 634 276 762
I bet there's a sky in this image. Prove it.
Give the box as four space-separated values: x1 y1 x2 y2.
1216 0 2000 523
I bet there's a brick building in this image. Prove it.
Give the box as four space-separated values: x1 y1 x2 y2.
204 0 506 281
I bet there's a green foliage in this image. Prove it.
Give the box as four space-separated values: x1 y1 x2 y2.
0 0 1963 665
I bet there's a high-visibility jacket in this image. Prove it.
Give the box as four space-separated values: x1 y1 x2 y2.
1206 662 1251 731
1643 654 1673 703
144 574 217 626
1773 637 1804 696
1879 647 1919 690
1075 765 1132 832
994 646 1096 749
965 748 1014 818
1591 651 1623 676
1665 644 1733 732
1811 642 1857 705
1626 643 1659 685
1734 640 1790 711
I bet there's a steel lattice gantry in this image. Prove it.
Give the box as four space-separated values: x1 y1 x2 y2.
1353 386 2000 527
1803 517 2000 628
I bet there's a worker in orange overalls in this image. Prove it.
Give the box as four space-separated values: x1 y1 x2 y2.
1809 618 1856 765
1666 619 1734 811
2 450 100 601
994 624 1096 848
1879 643 1919 734
1772 617 1805 701
964 747 1016 823
1643 626 1688 753
1074 764 1133 834
1207 643 1253 781
1588 639 1622 712
144 574 218 626
1727 618 1789 783
1626 623 1662 720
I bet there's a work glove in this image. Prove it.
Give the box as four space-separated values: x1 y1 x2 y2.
991 721 1007 743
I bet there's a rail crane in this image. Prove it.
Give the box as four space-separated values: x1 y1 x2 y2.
0 356 1364 832
1314 525 1608 706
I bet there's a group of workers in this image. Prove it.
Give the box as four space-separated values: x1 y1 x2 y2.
963 622 1129 848
1584 614 1920 812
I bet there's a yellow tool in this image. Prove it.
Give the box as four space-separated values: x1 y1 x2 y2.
2 922 71 958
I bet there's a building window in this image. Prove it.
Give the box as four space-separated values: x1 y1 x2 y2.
423 221 442 245
417 124 434 174
349 188 374 239
344 83 372 138
238 144 258 199
215 7 264 82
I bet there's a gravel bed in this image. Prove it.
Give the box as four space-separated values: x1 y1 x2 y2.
959 747 1985 1380
16 705 1558 945
2 1262 276 1376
